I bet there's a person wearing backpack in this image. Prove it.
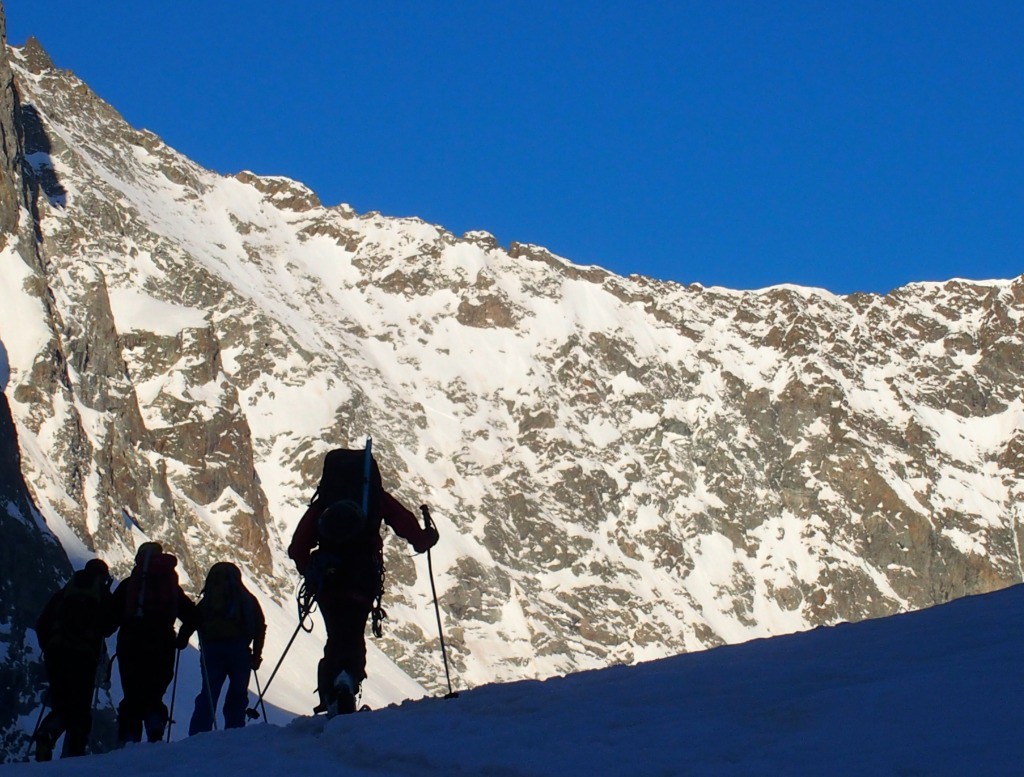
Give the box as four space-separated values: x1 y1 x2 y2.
32 559 117 760
110 542 197 745
175 561 266 734
288 445 439 716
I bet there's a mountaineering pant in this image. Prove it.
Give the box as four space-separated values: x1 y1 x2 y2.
189 637 252 734
316 586 371 706
37 650 97 758
116 625 175 743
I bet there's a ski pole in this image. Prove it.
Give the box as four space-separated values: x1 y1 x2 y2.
197 634 219 731
248 672 269 722
247 580 315 718
166 648 181 742
247 614 306 717
419 505 458 699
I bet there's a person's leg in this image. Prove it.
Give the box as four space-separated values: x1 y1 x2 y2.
319 595 369 715
36 652 70 760
189 642 229 735
141 637 176 743
222 640 253 728
322 603 370 680
316 591 343 710
34 710 63 762
115 637 145 744
61 654 97 757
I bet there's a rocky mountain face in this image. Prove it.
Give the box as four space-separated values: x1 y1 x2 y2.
0 9 74 759
2 20 1023 761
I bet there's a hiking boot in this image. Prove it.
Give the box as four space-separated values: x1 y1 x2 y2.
328 671 358 717
143 706 168 743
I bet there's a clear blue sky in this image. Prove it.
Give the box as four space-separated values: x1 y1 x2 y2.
8 2 1023 294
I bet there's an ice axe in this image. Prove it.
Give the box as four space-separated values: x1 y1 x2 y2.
420 505 458 699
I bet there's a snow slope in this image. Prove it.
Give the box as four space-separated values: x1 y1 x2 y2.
10 583 1021 775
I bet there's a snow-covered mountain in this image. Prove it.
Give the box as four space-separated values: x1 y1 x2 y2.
1 7 1023 761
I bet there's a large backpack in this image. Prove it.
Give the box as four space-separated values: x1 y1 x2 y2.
314 443 380 511
123 552 180 624
306 441 386 603
45 572 109 656
198 562 255 642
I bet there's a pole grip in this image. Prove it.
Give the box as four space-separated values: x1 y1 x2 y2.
419 504 434 531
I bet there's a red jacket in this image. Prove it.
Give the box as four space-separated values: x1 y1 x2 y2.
288 491 433 573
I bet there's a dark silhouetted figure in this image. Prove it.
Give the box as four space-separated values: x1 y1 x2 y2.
33 559 117 760
111 542 196 744
288 447 438 716
177 561 266 734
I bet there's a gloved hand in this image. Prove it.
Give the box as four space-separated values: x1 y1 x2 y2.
413 525 439 554
175 631 191 651
251 654 262 671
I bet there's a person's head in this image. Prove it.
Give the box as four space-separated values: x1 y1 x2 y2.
82 558 112 587
206 561 242 585
135 541 163 565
